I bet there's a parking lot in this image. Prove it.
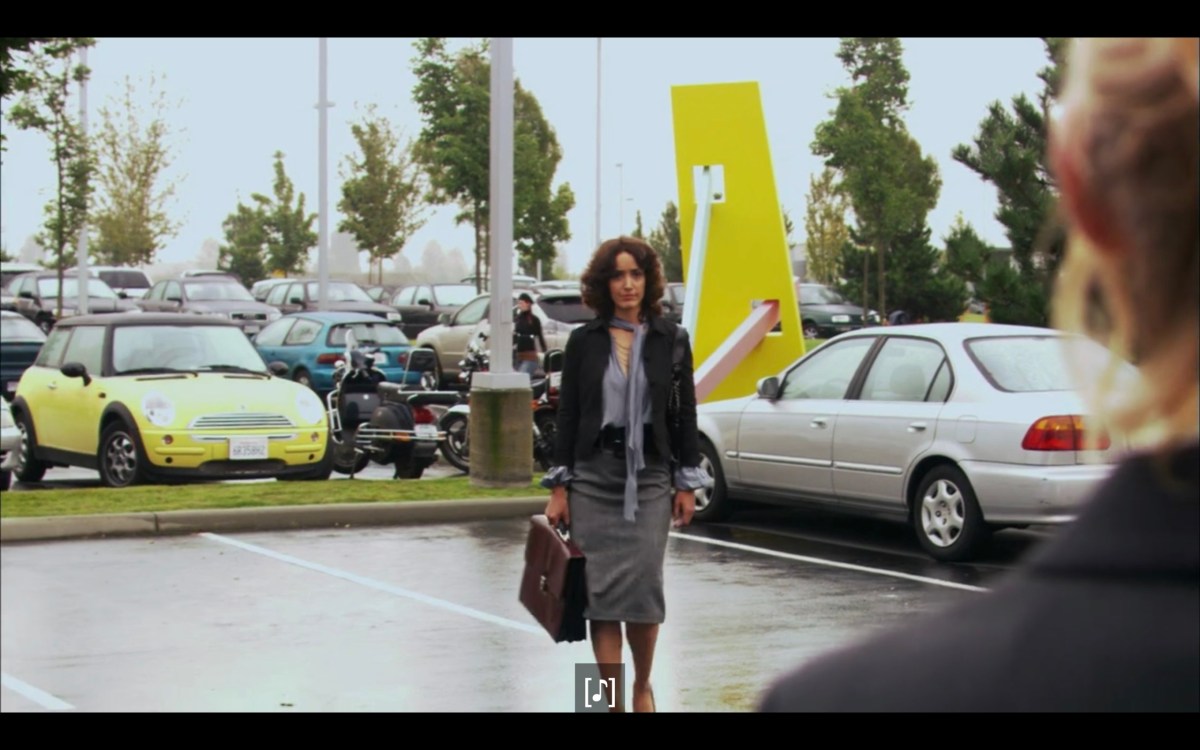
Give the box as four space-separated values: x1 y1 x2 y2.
1 501 1047 712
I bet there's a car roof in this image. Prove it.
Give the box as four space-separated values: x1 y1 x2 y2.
54 312 241 328
1 309 26 318
282 311 401 324
835 322 1064 345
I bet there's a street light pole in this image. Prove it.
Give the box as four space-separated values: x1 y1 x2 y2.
595 38 602 250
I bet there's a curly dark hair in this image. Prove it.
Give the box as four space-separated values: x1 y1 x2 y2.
580 236 665 321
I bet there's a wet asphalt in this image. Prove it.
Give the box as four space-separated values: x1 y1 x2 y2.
1 482 1050 712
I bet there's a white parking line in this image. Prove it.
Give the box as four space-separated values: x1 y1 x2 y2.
1 672 74 711
668 532 990 593
199 533 546 635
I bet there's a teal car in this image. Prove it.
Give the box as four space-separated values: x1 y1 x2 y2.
252 312 426 394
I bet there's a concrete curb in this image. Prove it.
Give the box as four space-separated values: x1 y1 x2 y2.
0 496 548 543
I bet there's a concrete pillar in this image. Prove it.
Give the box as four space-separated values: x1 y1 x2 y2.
468 373 533 488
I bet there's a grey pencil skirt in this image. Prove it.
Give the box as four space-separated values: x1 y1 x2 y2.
568 450 673 624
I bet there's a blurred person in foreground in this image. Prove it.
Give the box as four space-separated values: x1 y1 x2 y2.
760 37 1198 713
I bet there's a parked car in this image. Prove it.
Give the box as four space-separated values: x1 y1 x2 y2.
414 289 587 387
6 312 331 487
138 276 281 336
365 284 403 304
87 266 154 299
0 397 17 489
252 312 428 394
1 261 43 310
661 282 686 325
250 278 290 302
693 323 1129 562
389 283 479 339
797 283 881 339
8 271 142 332
263 279 402 322
1 310 47 401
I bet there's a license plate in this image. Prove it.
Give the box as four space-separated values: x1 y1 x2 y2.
229 436 269 460
415 423 438 439
244 325 260 334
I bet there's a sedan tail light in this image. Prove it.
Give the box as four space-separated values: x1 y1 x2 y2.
316 353 341 365
1022 415 1111 451
396 351 408 367
411 405 435 425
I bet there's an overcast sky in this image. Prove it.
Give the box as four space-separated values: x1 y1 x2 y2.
0 37 1049 276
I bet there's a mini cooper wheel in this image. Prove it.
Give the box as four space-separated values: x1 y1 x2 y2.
98 422 148 488
14 413 48 482
913 464 991 562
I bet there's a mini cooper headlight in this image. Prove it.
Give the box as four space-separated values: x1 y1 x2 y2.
295 389 325 425
141 391 176 427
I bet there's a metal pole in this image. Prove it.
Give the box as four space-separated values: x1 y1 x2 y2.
488 38 515 375
594 38 601 250
617 162 623 236
76 47 89 315
316 38 332 311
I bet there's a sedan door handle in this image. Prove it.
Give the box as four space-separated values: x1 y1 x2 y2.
908 422 927 432
810 417 828 428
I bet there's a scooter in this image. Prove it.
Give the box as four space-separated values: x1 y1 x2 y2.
438 342 562 474
326 331 458 479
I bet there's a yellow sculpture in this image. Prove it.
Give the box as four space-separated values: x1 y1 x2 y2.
671 81 805 404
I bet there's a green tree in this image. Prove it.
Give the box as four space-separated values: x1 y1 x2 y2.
218 201 268 285
253 151 316 276
412 38 573 292
942 215 990 288
1 38 88 153
0 247 13 262
952 37 1067 326
631 210 646 240
803 167 850 284
813 38 940 318
647 201 682 282
90 74 184 266
338 105 429 285
6 38 95 317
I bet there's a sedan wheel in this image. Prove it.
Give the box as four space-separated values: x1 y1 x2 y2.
913 465 990 562
692 440 732 522
802 321 819 340
99 423 147 488
294 369 315 391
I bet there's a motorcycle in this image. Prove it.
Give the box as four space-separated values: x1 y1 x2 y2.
326 331 458 479
438 340 562 474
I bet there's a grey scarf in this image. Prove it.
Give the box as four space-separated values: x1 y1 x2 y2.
609 317 647 522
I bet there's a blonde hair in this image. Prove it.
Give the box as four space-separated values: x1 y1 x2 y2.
1052 38 1199 450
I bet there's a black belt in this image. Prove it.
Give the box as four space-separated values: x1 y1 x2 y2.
598 424 658 458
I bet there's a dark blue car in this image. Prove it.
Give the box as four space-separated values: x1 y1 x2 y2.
1 310 46 401
252 312 423 394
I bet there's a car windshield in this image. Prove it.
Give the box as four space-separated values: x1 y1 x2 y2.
97 270 150 289
112 325 268 374
306 282 373 303
965 335 1135 393
537 295 592 324
432 284 478 306
0 315 47 342
800 284 846 305
184 280 255 302
328 322 407 346
37 277 118 299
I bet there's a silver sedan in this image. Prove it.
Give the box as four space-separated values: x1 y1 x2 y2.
694 323 1127 562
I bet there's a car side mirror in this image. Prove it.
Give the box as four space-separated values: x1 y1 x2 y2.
757 376 780 400
438 312 450 325
417 298 432 307
61 361 92 386
166 295 182 303
289 296 303 305
267 361 289 378
118 291 129 299
19 290 34 299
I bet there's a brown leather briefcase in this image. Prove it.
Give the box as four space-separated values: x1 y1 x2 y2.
519 514 587 643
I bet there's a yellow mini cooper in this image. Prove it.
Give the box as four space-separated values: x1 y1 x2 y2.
8 313 331 487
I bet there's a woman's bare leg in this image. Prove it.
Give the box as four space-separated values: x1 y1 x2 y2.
590 620 625 712
625 622 660 712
